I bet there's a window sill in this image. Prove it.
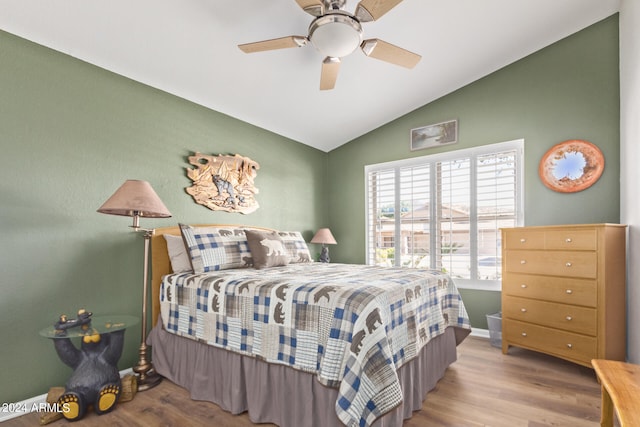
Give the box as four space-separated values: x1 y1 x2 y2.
454 279 501 292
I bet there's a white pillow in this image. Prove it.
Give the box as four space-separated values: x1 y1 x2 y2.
163 234 193 273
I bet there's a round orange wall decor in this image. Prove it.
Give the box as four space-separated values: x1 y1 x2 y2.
538 139 604 193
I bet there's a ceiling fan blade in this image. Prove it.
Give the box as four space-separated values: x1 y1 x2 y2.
361 38 421 68
355 0 403 22
238 36 308 53
320 57 341 90
295 0 324 16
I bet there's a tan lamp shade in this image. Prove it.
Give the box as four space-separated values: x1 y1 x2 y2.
310 228 337 245
97 180 172 218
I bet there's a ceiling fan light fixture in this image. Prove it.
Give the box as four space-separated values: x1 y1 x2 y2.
309 12 363 58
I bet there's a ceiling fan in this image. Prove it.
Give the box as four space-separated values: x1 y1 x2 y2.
238 0 421 90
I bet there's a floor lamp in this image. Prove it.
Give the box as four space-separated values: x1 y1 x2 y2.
98 180 172 391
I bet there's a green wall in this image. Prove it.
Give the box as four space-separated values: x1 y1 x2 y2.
0 30 327 404
327 15 620 328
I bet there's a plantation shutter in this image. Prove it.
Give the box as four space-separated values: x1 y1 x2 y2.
366 168 396 266
475 149 519 279
436 158 471 279
399 165 430 268
365 140 522 286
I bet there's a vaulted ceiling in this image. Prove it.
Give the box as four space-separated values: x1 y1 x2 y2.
0 0 620 152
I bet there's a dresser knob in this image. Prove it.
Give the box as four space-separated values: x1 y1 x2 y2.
521 332 527 337
566 289 573 294
520 260 526 265
566 238 572 243
566 316 572 321
520 238 526 243
521 308 527 313
521 284 527 289
567 343 573 349
565 262 572 267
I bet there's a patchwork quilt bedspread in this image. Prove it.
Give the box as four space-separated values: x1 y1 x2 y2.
160 263 470 427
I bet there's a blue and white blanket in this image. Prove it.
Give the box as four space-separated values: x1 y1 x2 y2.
160 263 470 427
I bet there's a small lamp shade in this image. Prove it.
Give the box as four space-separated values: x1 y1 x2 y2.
97 180 171 218
311 228 336 263
310 228 337 245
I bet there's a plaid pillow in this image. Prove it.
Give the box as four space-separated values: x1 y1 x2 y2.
179 224 252 272
278 231 313 263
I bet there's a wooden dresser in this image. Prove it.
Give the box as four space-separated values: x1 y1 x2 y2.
501 224 626 367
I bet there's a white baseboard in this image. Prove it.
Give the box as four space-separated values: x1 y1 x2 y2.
0 368 133 423
470 328 490 339
0 393 50 423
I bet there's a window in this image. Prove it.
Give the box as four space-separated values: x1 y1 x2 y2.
365 140 523 290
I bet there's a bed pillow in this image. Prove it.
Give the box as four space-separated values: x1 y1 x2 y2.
278 231 313 263
207 226 254 267
245 229 290 269
179 224 251 272
163 234 193 273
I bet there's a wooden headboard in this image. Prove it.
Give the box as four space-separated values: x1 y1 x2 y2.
150 224 276 326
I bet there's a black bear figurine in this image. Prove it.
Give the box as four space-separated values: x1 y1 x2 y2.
53 328 124 421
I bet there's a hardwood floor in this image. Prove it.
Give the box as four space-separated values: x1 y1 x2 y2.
6 337 608 427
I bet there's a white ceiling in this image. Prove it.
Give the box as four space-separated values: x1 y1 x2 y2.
0 0 620 152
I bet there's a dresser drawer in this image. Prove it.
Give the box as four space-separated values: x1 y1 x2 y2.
503 228 597 251
503 295 597 335
503 319 596 364
544 229 597 250
502 273 597 307
503 230 545 250
504 250 597 278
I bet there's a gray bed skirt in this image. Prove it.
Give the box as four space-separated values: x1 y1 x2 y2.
149 324 464 427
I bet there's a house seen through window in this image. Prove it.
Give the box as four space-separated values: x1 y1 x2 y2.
365 140 524 289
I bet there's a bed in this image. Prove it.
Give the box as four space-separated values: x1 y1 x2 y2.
148 224 471 427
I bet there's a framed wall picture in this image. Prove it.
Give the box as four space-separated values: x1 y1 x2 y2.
410 119 458 151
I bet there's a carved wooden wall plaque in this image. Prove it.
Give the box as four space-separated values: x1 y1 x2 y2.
186 152 260 214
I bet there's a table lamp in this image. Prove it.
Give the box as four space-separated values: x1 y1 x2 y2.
310 228 337 263
97 180 171 391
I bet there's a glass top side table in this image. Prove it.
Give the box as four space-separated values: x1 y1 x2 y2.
40 315 139 338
